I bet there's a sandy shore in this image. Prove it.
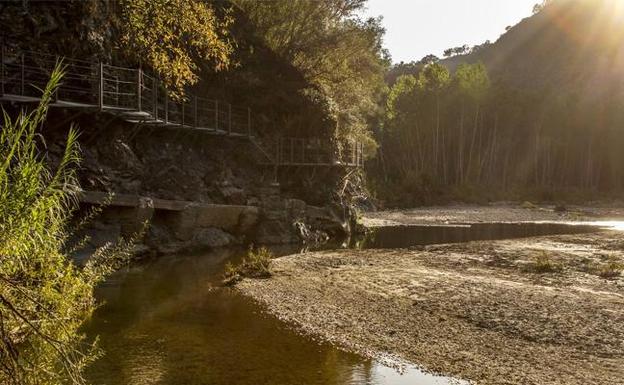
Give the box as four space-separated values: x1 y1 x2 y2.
238 225 624 384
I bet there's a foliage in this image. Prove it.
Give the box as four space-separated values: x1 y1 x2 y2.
533 0 555 14
375 62 489 204
236 0 388 146
223 247 273 285
385 55 440 86
370 0 624 206
119 0 234 94
443 45 470 58
371 52 624 206
0 66 135 384
527 252 562 273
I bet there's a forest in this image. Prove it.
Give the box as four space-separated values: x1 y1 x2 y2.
374 60 624 206
372 0 624 206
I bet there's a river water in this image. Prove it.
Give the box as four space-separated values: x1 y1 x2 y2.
83 246 462 385
84 221 613 384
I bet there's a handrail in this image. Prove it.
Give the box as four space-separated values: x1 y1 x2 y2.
0 44 364 168
0 44 254 137
266 137 364 167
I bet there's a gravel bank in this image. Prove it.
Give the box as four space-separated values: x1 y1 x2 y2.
238 230 624 385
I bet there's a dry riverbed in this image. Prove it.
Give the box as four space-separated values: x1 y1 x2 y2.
238 207 624 385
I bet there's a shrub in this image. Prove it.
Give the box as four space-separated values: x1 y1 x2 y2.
0 65 136 384
526 251 562 273
223 247 273 285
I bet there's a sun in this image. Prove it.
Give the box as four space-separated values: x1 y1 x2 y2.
598 0 624 26
610 0 624 21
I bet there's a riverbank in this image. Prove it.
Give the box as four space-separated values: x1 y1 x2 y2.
238 209 624 385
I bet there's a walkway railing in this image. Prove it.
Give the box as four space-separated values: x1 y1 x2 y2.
0 45 252 137
266 137 364 167
0 44 364 167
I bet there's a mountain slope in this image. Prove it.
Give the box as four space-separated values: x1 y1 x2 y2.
444 0 624 102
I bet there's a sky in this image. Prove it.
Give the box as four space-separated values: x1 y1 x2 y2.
360 0 540 63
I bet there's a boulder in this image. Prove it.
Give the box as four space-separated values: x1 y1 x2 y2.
220 185 247 205
192 228 236 248
99 139 144 174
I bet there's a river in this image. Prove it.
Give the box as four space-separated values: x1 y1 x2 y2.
83 246 460 385
84 220 612 384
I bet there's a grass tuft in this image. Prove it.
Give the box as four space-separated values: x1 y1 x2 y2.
526 251 562 273
592 255 623 279
223 247 274 286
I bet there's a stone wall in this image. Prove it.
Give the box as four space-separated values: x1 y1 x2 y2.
77 186 349 257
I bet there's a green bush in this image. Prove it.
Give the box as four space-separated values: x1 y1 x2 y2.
223 247 273 285
0 65 135 384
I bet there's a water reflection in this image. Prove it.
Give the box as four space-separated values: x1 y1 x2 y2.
84 248 464 385
356 222 609 249
570 220 624 231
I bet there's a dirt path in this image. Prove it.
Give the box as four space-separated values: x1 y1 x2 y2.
238 230 624 385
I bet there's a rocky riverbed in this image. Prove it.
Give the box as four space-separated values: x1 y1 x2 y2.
238 207 624 385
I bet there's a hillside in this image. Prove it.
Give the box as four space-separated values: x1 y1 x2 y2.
443 0 624 102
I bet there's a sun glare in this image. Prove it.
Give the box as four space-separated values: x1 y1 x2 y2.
610 0 624 22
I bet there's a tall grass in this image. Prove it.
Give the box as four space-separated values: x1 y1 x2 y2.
0 64 133 384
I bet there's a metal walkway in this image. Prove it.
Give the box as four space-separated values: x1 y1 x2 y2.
0 46 252 137
263 137 364 168
0 45 363 167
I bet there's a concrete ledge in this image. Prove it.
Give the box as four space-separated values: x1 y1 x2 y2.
78 190 260 240
78 190 191 211
173 204 260 240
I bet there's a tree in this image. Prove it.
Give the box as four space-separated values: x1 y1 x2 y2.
418 63 450 176
419 54 440 65
452 63 489 183
236 0 388 147
385 75 418 121
443 44 470 57
533 0 554 14
119 0 234 94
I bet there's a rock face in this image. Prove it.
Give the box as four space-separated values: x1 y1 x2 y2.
254 184 298 244
219 182 247 205
76 183 353 257
253 184 349 245
45 112 359 254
